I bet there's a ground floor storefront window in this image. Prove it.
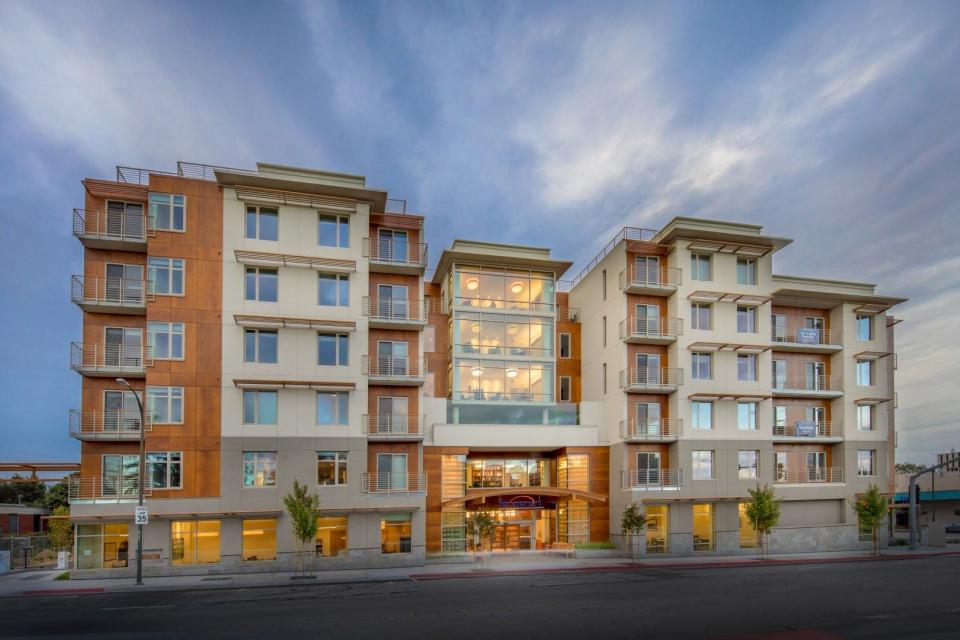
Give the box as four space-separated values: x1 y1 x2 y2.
645 506 669 553
76 523 129 569
171 520 221 566
316 516 348 557
557 499 590 544
738 503 757 548
242 519 277 561
381 514 412 554
693 504 715 551
441 510 467 552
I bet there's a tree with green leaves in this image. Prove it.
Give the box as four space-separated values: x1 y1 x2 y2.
45 480 70 512
620 502 648 562
466 511 497 554
47 506 73 552
0 476 46 507
744 484 781 559
852 484 888 555
283 479 322 575
895 463 926 476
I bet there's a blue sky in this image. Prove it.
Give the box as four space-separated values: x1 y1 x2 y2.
0 0 957 464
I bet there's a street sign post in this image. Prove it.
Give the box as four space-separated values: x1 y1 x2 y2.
135 505 149 526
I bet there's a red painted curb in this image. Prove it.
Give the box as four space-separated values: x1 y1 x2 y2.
21 588 105 596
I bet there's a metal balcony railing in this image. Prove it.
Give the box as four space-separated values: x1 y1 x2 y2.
363 355 427 380
620 316 683 340
385 198 407 214
773 467 845 484
70 343 152 374
620 367 684 390
621 469 684 490
771 326 840 346
362 297 430 323
73 208 148 244
68 476 149 502
361 472 428 494
69 410 151 440
363 238 427 268
773 374 841 393
71 275 150 308
361 414 425 439
620 418 683 440
772 421 838 438
619 263 681 290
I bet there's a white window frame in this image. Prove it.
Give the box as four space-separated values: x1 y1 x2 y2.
737 354 757 382
559 375 572 402
245 205 279 241
243 389 278 426
318 273 349 307
857 405 874 431
147 386 184 424
691 303 712 330
690 252 712 281
691 401 713 430
559 333 572 359
245 267 279 302
738 450 759 479
737 258 757 285
318 213 350 248
692 450 715 480
148 257 185 296
146 451 182 489
738 402 757 430
244 328 278 364
317 333 349 367
317 451 348 486
737 306 757 333
856 314 874 341
856 359 874 386
243 451 277 488
316 391 349 426
149 193 186 232
857 450 877 477
148 322 184 360
692 352 712 380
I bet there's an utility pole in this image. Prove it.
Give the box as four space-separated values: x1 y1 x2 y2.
909 453 960 550
116 377 145 585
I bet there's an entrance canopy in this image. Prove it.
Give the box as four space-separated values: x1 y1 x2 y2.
442 486 607 508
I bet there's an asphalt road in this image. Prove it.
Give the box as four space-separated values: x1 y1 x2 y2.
3 556 960 639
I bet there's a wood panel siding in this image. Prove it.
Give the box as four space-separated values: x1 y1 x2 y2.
556 292 582 402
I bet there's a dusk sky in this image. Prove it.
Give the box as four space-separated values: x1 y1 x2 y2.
0 0 957 465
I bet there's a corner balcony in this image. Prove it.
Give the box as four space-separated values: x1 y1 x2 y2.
71 275 150 315
621 469 684 491
72 208 147 251
773 467 844 485
363 238 427 274
361 414 425 441
772 374 842 398
70 343 152 377
362 297 429 331
69 410 151 441
363 355 427 386
620 418 682 442
620 316 683 345
619 368 683 394
772 421 842 443
68 476 150 503
771 326 842 353
361 472 427 495
619 264 681 296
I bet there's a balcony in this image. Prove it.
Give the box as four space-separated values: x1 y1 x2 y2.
363 238 427 274
619 263 681 296
620 418 682 441
363 355 427 386
771 326 842 353
72 208 147 251
361 472 428 495
772 374 842 398
70 343 152 377
68 476 149 503
772 421 842 442
361 414 425 440
619 368 683 394
773 467 845 484
362 297 429 330
69 410 151 441
621 469 684 490
71 275 150 315
619 316 682 344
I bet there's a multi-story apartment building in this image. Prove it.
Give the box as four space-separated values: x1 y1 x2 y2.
66 163 905 576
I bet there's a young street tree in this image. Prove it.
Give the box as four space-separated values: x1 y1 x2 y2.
466 511 496 554
744 484 781 559
47 506 73 552
620 502 648 563
852 483 888 555
283 479 322 575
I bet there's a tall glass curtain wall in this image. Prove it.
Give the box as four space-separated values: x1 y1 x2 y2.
450 266 556 403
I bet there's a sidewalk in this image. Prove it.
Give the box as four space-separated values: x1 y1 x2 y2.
2 547 957 598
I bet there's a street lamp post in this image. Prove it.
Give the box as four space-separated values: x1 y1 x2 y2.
116 377 145 586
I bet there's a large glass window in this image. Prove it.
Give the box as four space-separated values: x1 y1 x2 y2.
317 451 348 485
738 503 757 548
693 504 715 551
318 333 349 366
858 405 874 431
244 329 278 363
147 386 183 424
858 450 876 477
146 451 182 489
691 303 711 330
454 312 554 357
558 499 590 544
148 322 184 360
243 452 277 487
454 359 554 402
857 314 874 341
318 214 349 248
316 517 348 557
691 401 713 430
645 506 669 553
738 451 759 479
245 267 278 302
692 451 714 480
381 514 412 554
149 193 185 231
737 258 757 285
737 354 757 381
76 523 128 570
467 458 548 488
148 257 184 295
454 266 556 312
318 273 349 306
316 391 348 425
171 520 220 565
856 360 874 386
737 306 756 333
242 519 277 561
245 206 278 241
692 352 712 380
690 252 711 281
243 390 277 425
738 402 757 430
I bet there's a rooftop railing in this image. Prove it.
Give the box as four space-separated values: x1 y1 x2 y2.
570 227 660 288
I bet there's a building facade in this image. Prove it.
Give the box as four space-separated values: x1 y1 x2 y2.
67 163 905 576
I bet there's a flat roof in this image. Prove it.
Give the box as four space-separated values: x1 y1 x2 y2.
431 240 574 283
215 165 390 212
